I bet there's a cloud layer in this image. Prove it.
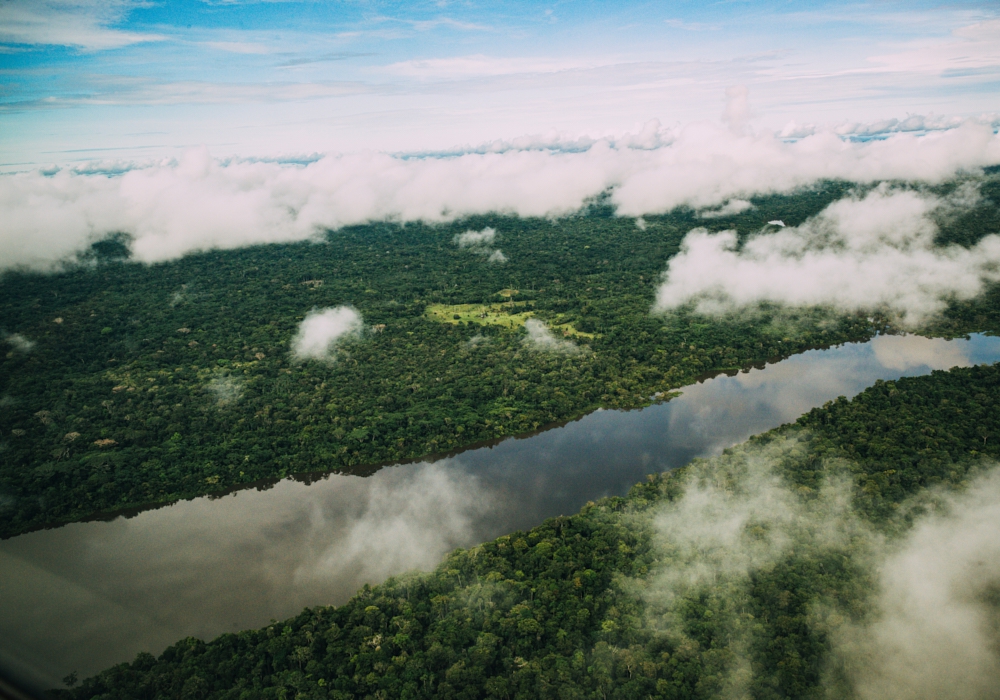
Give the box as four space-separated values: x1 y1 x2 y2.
654 185 1000 326
290 306 363 362
2 119 999 272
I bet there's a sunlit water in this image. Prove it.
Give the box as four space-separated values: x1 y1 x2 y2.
2 333 999 688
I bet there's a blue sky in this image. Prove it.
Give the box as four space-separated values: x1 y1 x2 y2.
2 1 999 166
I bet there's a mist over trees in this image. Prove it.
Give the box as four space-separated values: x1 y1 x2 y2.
53 362 1000 700
2 175 1000 539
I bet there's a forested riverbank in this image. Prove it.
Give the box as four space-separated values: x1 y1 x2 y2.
55 361 1000 699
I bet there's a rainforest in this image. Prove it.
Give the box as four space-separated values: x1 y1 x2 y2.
4 175 1000 541
6 0 1000 697
47 360 1000 700
3 163 1000 699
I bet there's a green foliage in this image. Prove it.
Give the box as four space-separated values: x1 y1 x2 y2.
59 363 1000 699
2 181 915 538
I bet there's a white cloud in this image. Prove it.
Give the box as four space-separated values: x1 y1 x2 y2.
15 78 370 109
453 227 496 248
664 18 719 32
522 318 581 354
721 85 751 135
379 54 594 79
866 18 1000 76
453 227 506 263
1 117 999 272
644 438 867 697
611 120 1000 215
0 0 165 50
646 437 1000 699
653 185 1000 327
201 41 273 55
2 333 35 353
290 306 363 362
698 198 754 218
836 469 1000 700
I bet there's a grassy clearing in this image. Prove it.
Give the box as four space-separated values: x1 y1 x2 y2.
549 316 595 339
425 302 535 329
424 302 594 338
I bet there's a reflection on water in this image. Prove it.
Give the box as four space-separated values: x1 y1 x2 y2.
2 334 999 688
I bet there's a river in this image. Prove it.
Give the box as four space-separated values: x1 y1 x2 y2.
2 333 999 689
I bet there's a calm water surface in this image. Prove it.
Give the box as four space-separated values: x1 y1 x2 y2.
3 333 999 688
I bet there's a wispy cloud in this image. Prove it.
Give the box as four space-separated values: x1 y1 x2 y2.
867 18 1000 75
407 17 491 32
523 319 581 355
379 54 597 79
276 51 376 68
1 78 377 110
664 18 719 31
0 0 166 50
2 332 35 353
644 435 1000 699
202 41 273 55
834 469 1000 700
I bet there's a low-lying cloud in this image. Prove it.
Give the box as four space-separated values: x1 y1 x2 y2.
697 198 754 218
835 471 1000 700
644 439 867 697
206 374 242 406
647 439 862 608
453 227 506 263
644 438 1000 700
454 227 496 248
290 306 363 362
653 185 1000 326
2 333 35 353
2 115 999 272
522 318 581 354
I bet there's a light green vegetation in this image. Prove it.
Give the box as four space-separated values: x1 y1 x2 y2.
424 300 536 330
425 297 593 338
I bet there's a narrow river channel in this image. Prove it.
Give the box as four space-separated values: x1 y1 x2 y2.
3 333 999 688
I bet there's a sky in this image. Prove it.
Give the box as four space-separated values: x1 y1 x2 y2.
2 0 1000 168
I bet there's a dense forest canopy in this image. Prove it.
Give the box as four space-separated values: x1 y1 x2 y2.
54 361 1000 699
2 175 1000 539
